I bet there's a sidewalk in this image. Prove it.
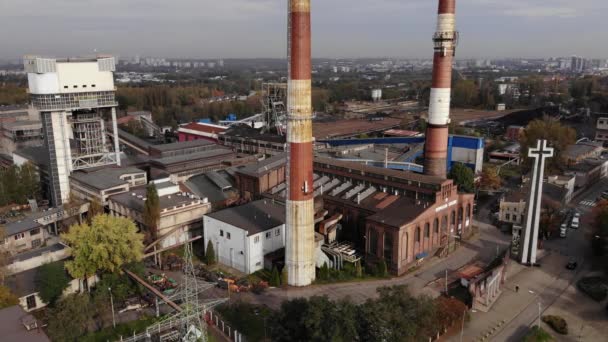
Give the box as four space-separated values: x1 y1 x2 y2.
451 251 580 341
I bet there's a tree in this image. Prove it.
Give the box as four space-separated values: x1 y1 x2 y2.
355 261 363 278
319 262 330 280
35 261 71 306
0 285 18 309
449 163 475 193
270 266 280 287
47 294 94 341
376 259 388 278
520 117 576 172
435 296 468 331
480 165 502 190
281 267 288 287
142 184 161 242
61 214 144 281
204 240 216 265
452 80 479 107
87 197 104 223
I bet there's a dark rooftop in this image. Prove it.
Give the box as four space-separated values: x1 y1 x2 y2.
185 170 238 204
0 306 51 342
149 139 214 153
70 167 145 190
236 153 287 177
10 243 68 263
14 146 49 168
205 199 285 235
222 124 286 144
150 147 233 167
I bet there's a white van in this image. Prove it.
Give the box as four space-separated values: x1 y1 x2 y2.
571 217 579 229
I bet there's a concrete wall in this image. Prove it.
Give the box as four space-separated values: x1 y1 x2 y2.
6 245 71 276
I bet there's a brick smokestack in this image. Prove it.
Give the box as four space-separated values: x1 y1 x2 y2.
424 0 458 178
285 0 315 286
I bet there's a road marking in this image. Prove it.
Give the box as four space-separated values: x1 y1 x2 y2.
578 200 596 207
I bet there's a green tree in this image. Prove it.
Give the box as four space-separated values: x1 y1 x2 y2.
0 285 18 309
142 184 161 242
281 267 288 287
47 294 94 342
449 163 475 193
376 259 388 278
204 240 216 265
35 261 71 306
270 266 280 287
61 215 144 281
19 162 40 201
355 261 363 278
452 80 479 107
480 165 502 190
319 262 330 280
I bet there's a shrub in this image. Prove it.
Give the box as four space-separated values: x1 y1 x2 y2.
376 259 388 277
542 315 568 335
269 266 280 287
524 326 554 342
577 277 608 302
204 240 216 265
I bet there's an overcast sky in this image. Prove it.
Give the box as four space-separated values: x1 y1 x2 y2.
1 0 606 60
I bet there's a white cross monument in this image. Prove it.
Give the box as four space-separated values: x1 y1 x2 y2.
520 139 554 265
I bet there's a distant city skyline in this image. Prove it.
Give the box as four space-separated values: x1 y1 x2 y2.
1 0 607 60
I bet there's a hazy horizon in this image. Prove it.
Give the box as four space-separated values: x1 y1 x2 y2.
1 0 607 60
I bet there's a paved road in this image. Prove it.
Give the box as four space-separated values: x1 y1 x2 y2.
235 220 510 310
459 180 608 341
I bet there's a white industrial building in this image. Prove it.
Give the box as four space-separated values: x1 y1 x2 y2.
24 56 120 206
203 200 285 274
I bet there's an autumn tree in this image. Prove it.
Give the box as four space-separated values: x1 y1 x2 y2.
0 285 18 309
61 214 144 282
520 117 576 172
142 184 161 242
35 261 71 306
87 197 104 223
449 163 475 193
480 165 502 190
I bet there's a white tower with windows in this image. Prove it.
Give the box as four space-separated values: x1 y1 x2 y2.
25 56 121 206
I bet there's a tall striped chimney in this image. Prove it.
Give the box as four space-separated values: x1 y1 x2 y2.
285 0 316 286
424 0 458 178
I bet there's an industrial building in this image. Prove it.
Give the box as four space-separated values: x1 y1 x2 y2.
25 56 121 206
203 199 287 274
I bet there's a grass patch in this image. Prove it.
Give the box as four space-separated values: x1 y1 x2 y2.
81 315 163 342
216 301 273 341
524 326 554 342
577 276 608 302
542 315 568 335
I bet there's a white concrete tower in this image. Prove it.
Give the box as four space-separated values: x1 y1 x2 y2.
25 56 121 206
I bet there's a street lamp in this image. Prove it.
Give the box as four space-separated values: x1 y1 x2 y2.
108 287 116 328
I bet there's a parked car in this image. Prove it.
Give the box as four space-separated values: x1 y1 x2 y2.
571 216 580 229
560 224 567 238
566 260 578 270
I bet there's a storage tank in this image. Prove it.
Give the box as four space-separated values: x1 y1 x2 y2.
371 89 382 102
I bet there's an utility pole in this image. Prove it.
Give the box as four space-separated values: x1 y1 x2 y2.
108 287 116 328
460 308 466 342
445 269 448 294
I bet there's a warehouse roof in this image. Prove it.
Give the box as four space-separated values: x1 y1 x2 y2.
236 154 287 177
0 305 51 342
70 167 145 190
205 199 285 235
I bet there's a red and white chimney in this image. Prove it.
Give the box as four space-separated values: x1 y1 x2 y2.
424 0 458 178
285 0 316 286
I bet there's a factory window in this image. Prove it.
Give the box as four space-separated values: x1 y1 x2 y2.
220 230 224 237
266 232 271 239
415 227 421 242
14 233 25 240
254 236 260 243
383 233 393 263
227 232 231 240
466 204 472 219
442 216 448 231
506 213 511 221
433 218 439 234
30 228 40 236
513 207 517 212
256 262 261 266
63 86 68 89
31 238 42 248
92 84 96 87
26 295 37 310
275 229 281 236
369 229 378 255
424 223 430 238
73 85 78 88
513 215 518 222
82 85 87 88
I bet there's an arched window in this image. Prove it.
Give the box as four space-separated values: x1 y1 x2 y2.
466 203 472 220
415 226 421 242
433 218 439 234
451 210 456 225
458 207 463 224
424 223 430 238
442 216 448 231
369 229 378 255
